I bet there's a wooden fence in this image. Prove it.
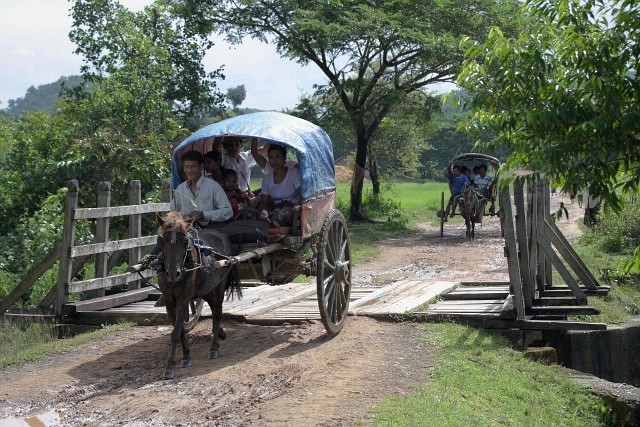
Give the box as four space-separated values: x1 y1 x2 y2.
0 179 171 320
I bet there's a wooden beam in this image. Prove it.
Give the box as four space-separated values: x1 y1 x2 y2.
70 236 157 258
56 180 79 316
73 202 170 220
537 234 587 299
532 297 587 306
528 306 600 315
67 270 155 294
545 220 600 290
514 182 532 307
0 243 61 316
499 185 526 320
63 287 156 315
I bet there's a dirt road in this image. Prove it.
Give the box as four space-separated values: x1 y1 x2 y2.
0 194 584 426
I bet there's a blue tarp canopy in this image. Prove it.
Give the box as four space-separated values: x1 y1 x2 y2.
171 112 336 202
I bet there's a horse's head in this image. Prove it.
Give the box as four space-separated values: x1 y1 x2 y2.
157 212 197 282
460 185 478 219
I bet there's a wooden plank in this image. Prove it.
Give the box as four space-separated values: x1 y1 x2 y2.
443 291 510 300
349 280 458 315
537 235 587 299
64 287 156 315
67 270 156 294
0 243 61 316
223 282 316 317
73 202 169 220
528 306 600 315
514 182 533 307
545 220 600 290
532 297 587 306
540 288 609 297
57 180 79 316
71 236 157 258
499 186 526 320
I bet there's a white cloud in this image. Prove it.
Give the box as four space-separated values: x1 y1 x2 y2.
0 0 325 110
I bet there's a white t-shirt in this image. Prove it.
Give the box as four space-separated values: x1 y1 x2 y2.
261 167 301 205
221 150 256 191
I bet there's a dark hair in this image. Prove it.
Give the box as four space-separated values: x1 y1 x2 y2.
222 136 242 149
222 168 238 180
182 150 204 164
452 165 461 172
479 164 488 171
204 150 221 162
268 144 287 159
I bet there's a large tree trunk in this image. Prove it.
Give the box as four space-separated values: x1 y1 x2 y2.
350 133 369 221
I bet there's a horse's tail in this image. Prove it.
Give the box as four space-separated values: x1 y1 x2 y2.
225 265 243 301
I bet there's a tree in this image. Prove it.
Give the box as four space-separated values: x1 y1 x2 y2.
456 0 640 211
69 0 226 126
227 84 247 111
169 0 521 220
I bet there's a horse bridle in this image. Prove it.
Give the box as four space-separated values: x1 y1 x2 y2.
162 223 201 275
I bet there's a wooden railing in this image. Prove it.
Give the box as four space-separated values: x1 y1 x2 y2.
0 179 171 319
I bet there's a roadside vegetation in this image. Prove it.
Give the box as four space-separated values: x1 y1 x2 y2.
369 322 612 426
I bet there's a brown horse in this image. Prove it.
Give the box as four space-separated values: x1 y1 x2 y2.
156 211 241 379
458 185 486 240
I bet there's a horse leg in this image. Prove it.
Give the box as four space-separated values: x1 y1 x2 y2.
175 302 192 368
164 303 179 380
204 287 224 359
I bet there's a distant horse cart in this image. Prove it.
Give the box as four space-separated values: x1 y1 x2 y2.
130 112 352 377
439 153 501 239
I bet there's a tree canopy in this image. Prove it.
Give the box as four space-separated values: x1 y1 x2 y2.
456 0 640 210
172 0 522 219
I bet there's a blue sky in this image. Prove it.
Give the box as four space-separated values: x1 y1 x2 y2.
0 0 327 111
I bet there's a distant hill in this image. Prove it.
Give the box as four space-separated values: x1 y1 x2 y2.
4 75 85 115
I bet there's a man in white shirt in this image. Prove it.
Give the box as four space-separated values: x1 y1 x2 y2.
171 150 233 228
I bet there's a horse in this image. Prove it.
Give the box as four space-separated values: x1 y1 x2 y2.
156 211 241 379
458 185 487 240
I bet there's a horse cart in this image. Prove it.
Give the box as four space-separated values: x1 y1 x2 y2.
151 111 352 337
439 153 501 239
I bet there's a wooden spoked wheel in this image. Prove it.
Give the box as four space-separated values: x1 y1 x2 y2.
316 209 352 336
183 297 203 332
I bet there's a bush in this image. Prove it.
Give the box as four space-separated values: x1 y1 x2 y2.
580 196 640 254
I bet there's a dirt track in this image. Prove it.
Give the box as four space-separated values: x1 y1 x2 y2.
0 194 584 426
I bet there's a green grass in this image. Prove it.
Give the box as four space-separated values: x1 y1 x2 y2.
368 322 612 426
0 322 132 369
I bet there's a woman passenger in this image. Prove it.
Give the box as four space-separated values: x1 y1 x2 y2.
258 144 301 227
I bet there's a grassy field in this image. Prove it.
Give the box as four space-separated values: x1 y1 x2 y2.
369 322 612 426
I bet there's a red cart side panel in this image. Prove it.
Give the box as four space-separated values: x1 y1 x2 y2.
301 192 336 239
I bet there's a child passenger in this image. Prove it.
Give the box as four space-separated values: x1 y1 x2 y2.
222 168 253 219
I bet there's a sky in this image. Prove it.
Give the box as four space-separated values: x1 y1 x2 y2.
0 0 327 111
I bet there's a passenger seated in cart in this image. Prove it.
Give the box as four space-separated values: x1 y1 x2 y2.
472 164 493 199
222 168 255 219
440 164 470 221
204 150 224 184
257 144 301 228
137 150 232 280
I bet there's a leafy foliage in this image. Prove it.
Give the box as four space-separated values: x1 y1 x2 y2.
457 0 640 211
182 0 522 219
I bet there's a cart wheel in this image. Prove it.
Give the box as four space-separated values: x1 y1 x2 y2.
316 209 352 336
183 297 204 332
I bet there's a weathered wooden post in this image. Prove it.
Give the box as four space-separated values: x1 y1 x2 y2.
94 181 111 298
544 180 553 287
56 180 79 317
513 180 532 308
499 184 525 320
129 180 142 290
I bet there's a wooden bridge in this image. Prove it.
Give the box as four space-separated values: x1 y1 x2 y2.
0 176 608 332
